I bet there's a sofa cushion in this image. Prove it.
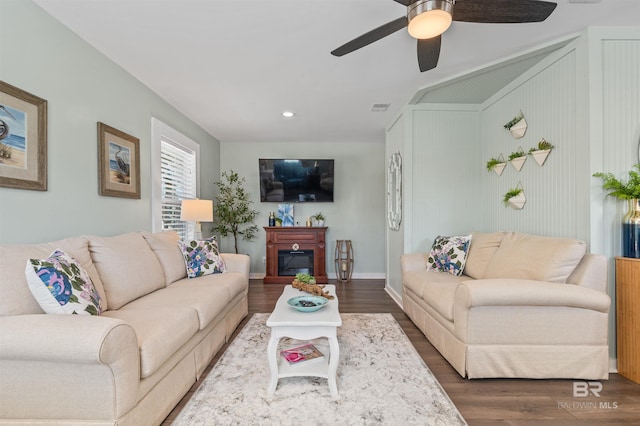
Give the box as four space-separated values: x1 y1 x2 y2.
103 307 199 378
403 269 468 321
141 231 187 285
464 232 506 280
0 237 106 316
426 235 471 276
484 232 586 283
119 278 233 329
171 271 248 301
25 249 104 316
89 233 166 310
178 239 226 278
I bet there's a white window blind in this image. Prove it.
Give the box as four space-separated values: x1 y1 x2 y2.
160 140 197 239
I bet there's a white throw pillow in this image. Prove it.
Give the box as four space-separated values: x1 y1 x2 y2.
25 249 104 315
178 238 226 278
426 235 472 276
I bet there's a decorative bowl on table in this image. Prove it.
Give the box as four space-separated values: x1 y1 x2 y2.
287 295 328 312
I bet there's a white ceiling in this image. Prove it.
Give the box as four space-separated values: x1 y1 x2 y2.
33 0 640 144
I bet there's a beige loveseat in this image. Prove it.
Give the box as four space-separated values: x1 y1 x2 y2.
401 232 610 380
0 231 249 425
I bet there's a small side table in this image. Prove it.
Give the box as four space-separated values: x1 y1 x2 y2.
616 257 640 384
335 240 353 282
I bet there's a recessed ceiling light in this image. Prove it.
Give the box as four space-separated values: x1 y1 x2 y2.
282 111 295 118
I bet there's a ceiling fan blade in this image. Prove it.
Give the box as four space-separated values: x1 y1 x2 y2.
331 16 407 57
417 36 441 72
453 0 557 23
392 0 416 6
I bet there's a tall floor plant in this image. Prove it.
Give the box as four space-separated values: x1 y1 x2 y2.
211 170 259 254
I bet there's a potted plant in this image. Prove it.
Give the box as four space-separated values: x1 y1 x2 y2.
593 164 640 258
275 217 283 227
504 111 527 139
503 186 526 210
508 148 527 171
528 138 554 166
312 212 325 227
486 155 506 176
211 170 260 253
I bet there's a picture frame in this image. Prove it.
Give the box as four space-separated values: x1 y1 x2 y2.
97 122 140 199
0 81 48 191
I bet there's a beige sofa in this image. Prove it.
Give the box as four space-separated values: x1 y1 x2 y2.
0 231 250 425
401 232 610 380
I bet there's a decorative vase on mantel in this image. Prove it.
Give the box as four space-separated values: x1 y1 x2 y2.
623 198 640 258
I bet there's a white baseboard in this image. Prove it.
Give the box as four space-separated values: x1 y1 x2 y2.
385 285 404 309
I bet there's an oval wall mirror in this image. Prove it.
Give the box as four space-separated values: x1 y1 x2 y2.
387 151 402 231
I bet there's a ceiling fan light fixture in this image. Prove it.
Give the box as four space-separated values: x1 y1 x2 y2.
407 0 454 40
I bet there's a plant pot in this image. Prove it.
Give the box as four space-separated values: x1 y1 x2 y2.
510 156 527 171
313 220 325 227
507 192 526 210
509 117 528 139
623 199 640 258
493 163 507 176
530 149 551 166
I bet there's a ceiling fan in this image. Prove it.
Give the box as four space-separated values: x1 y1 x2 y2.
331 0 557 72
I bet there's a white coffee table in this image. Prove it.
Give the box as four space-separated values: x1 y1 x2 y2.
266 284 342 398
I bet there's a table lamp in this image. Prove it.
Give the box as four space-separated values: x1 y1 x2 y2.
180 199 213 240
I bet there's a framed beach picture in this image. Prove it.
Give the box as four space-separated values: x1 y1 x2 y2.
0 81 48 191
97 122 140 199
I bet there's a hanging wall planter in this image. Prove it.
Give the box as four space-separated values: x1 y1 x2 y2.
504 111 527 139
508 147 527 171
503 182 526 210
528 138 554 166
486 154 507 176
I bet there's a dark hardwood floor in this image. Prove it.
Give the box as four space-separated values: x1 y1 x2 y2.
164 279 640 425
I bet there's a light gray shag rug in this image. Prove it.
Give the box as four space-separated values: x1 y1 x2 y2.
174 313 467 426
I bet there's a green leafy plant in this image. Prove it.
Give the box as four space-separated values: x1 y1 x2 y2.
275 217 283 225
504 111 524 130
211 170 259 253
503 187 524 207
528 138 554 153
508 149 526 161
295 273 316 285
486 157 505 172
593 164 640 200
313 212 325 221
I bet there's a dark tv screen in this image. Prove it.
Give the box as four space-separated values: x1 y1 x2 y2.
259 159 334 202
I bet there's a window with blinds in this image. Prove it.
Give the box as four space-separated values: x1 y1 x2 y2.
160 140 196 239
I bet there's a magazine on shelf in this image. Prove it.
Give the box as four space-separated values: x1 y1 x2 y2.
280 343 325 367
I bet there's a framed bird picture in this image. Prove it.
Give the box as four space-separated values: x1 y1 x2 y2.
97 122 140 199
0 81 48 191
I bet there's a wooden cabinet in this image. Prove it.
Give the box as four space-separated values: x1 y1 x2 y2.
264 227 328 284
616 257 640 384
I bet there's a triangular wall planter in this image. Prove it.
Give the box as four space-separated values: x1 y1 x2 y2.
493 163 507 176
510 156 527 171
530 149 551 166
508 192 527 210
509 117 528 139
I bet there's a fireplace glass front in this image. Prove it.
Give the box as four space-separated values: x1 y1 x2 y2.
278 250 314 276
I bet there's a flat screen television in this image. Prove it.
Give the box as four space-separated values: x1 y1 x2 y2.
259 159 334 202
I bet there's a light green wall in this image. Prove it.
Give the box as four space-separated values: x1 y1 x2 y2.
0 0 220 244
220 141 385 277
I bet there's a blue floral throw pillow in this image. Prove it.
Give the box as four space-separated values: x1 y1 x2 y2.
426 235 472 276
25 249 104 315
179 239 226 278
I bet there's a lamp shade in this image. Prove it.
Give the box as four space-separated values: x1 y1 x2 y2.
407 0 453 39
180 199 213 222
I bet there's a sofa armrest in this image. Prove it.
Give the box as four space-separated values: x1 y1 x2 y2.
0 314 140 420
455 279 611 313
400 253 428 273
221 253 250 277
